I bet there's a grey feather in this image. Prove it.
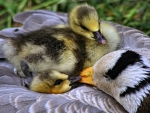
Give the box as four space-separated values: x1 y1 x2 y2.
109 22 150 59
0 28 27 38
13 10 68 32
0 85 127 113
0 64 127 113
13 10 68 24
0 10 150 113
0 39 5 58
0 64 126 113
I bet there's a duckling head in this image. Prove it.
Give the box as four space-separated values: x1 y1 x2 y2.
69 4 106 44
30 70 81 94
80 50 150 113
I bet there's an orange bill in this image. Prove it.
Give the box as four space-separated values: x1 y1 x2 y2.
79 67 96 86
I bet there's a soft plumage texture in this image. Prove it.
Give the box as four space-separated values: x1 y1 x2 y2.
92 50 150 113
69 4 100 41
1 10 149 59
14 10 68 31
0 9 150 113
1 5 120 79
0 68 127 113
109 22 150 60
1 4 120 94
0 10 68 38
0 39 5 58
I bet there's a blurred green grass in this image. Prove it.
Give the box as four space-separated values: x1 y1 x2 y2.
0 0 150 36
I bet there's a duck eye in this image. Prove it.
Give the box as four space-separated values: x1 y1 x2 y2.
54 79 63 85
103 74 111 82
104 74 108 78
80 24 88 31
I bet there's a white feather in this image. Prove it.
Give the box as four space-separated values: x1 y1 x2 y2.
93 50 150 113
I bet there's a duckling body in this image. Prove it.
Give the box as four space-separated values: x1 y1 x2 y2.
92 50 150 113
2 27 84 77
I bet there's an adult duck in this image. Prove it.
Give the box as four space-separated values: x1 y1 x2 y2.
80 50 150 113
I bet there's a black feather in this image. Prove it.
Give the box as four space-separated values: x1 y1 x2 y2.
106 50 141 79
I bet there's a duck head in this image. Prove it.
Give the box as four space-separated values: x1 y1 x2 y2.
79 50 150 113
69 4 106 44
80 50 148 96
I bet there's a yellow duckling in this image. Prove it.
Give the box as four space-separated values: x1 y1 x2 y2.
80 50 150 113
69 4 120 68
20 60 81 94
1 4 120 93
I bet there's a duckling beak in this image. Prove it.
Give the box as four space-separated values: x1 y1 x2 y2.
79 67 96 86
93 30 106 44
68 76 81 86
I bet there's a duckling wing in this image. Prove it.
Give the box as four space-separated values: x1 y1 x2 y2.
109 22 150 59
0 65 127 113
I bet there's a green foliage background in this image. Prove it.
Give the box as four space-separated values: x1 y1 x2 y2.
0 0 150 36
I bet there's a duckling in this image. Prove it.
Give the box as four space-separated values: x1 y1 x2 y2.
80 50 150 113
30 71 81 94
20 60 81 94
69 4 120 68
1 4 120 93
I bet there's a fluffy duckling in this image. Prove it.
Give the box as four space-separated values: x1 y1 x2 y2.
80 50 150 113
1 4 120 93
28 71 80 94
69 4 121 68
20 60 81 93
30 71 81 94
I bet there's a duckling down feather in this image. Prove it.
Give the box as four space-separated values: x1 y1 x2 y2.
0 9 150 113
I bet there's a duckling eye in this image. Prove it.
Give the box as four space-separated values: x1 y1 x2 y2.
54 79 63 85
80 24 89 31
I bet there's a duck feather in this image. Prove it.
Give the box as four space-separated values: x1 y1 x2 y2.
0 10 150 113
108 22 150 59
13 10 68 32
0 65 127 113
